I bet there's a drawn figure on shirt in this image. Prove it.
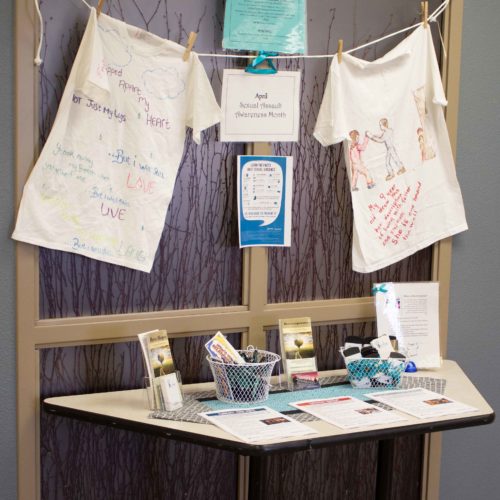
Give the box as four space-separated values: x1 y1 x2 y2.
348 130 376 191
417 127 436 161
413 86 436 162
413 86 427 122
367 118 406 181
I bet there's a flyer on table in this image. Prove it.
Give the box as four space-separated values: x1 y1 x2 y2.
221 69 301 143
290 396 407 429
238 156 293 247
199 407 317 443
368 388 479 419
222 0 307 54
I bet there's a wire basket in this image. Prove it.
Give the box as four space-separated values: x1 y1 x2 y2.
346 358 406 389
207 350 281 404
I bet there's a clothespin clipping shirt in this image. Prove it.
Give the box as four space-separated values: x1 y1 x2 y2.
97 0 105 16
337 39 343 64
421 1 429 28
183 32 198 61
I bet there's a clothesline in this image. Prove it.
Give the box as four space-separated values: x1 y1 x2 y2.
196 0 450 59
34 0 450 66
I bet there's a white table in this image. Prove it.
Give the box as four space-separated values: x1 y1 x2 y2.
44 360 494 456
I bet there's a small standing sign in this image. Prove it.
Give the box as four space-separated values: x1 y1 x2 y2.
221 69 301 142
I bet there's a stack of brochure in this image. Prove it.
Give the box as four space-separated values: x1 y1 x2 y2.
205 331 245 364
138 329 183 412
279 317 320 390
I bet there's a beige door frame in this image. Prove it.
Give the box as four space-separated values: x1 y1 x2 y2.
14 2 464 499
422 2 464 499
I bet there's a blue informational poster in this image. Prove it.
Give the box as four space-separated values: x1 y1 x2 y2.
223 0 307 54
238 156 293 247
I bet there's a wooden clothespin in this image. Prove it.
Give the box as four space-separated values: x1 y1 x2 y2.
97 0 105 17
337 39 343 64
421 1 429 28
183 32 198 62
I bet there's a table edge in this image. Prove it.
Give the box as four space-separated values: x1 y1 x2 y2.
42 399 495 456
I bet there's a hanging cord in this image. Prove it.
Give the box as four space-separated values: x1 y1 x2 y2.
33 0 92 66
428 0 450 22
33 0 44 65
33 0 449 65
433 18 447 59
429 0 450 59
197 0 450 59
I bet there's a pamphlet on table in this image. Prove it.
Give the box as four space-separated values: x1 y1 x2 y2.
290 396 407 429
368 388 479 419
199 406 317 443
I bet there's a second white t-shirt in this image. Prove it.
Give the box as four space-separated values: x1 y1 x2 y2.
314 26 467 273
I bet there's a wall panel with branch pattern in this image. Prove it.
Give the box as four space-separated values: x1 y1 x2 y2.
35 1 442 499
38 0 243 319
268 0 442 302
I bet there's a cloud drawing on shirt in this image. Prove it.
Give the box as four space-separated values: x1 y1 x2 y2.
141 67 185 100
98 27 132 67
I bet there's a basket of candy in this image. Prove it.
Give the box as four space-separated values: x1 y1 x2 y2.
345 357 406 389
341 334 407 389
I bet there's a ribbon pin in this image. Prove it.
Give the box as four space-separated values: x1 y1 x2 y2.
371 283 388 295
245 51 278 74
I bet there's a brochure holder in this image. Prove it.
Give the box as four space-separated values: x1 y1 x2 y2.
279 317 320 391
144 371 184 412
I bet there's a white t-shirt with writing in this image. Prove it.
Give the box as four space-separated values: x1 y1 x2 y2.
13 8 221 272
314 26 467 273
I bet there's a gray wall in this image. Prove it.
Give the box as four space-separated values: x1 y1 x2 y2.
0 2 498 500
440 0 500 498
0 0 17 499
0 0 17 500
